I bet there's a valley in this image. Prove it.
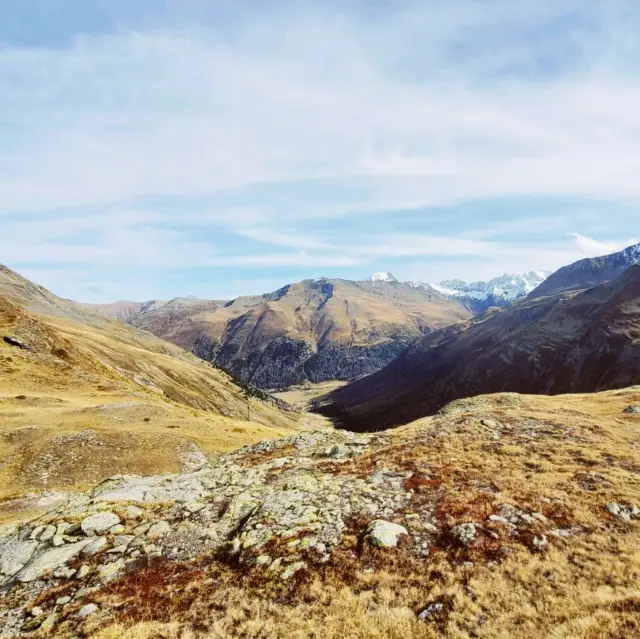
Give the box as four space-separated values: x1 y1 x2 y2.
0 244 639 638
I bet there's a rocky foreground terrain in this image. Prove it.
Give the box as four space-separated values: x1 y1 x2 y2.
1 388 639 638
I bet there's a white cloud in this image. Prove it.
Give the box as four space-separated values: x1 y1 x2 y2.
2 1 640 299
569 233 636 257
2 3 640 216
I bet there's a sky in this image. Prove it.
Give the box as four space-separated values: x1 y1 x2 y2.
1 0 639 302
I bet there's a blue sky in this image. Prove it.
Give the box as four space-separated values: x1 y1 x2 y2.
1 1 639 302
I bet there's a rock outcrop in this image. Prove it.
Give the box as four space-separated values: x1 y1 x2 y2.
2 387 638 637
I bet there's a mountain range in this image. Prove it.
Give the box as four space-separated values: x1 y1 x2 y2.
1 247 640 639
315 243 640 431
428 270 550 312
124 277 472 389
81 271 547 389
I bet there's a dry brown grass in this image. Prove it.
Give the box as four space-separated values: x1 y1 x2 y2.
0 296 299 523
79 535 640 639
37 387 640 639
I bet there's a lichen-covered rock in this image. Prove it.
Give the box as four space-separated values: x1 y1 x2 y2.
76 603 99 618
82 536 108 557
147 521 171 540
366 520 408 548
281 561 307 580
16 539 92 582
38 525 57 543
98 559 125 581
0 535 38 578
606 502 639 522
452 523 477 546
81 512 121 536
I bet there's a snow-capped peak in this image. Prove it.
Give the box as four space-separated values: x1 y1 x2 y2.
370 272 398 283
427 271 552 304
418 271 550 306
620 242 640 265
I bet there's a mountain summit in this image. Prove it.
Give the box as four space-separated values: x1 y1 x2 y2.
125 277 471 389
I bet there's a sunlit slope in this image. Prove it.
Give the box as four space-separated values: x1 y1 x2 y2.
0 266 298 520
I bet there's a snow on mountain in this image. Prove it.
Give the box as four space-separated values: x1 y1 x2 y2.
432 271 551 304
412 271 550 311
372 270 550 308
531 242 640 298
620 243 640 265
370 272 398 283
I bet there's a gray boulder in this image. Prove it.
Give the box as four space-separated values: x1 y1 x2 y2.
17 539 92 582
82 536 108 557
366 520 408 548
0 536 39 578
81 512 121 536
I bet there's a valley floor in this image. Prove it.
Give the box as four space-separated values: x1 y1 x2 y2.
272 380 348 411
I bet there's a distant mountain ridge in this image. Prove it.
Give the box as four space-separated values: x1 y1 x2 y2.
530 242 640 298
78 299 168 320
78 269 554 389
426 271 551 312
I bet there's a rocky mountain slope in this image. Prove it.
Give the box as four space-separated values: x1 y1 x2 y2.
0 265 298 521
530 242 640 298
315 264 640 432
0 388 638 638
428 271 550 312
124 277 472 390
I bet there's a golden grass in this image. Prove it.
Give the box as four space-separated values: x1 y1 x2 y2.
0 296 299 523
43 387 640 639
83 536 640 639
273 380 348 410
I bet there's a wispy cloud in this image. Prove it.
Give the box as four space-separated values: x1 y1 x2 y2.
569 233 637 257
2 3 640 215
1 1 639 299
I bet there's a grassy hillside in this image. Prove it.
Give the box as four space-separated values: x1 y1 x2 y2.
0 268 299 523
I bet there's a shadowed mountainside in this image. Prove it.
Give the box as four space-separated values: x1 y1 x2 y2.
314 264 640 432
